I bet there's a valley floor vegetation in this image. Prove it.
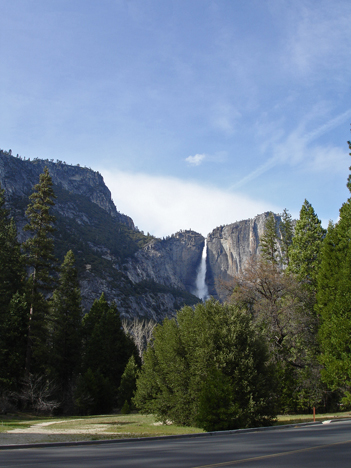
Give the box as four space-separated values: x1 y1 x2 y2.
1 136 351 432
1 411 351 446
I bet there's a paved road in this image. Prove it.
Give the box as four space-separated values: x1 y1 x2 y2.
1 421 351 467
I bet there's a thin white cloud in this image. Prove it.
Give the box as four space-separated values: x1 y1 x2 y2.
231 158 279 189
303 145 349 174
185 153 206 166
232 110 351 189
185 152 227 167
303 109 351 144
211 103 242 134
100 170 279 238
284 2 351 77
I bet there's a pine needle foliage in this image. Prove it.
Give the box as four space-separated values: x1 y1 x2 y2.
50 250 82 404
23 167 57 375
260 212 280 265
279 208 294 266
0 183 27 390
318 138 351 404
288 200 325 293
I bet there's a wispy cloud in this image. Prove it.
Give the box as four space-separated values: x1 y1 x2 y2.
303 145 349 174
232 110 351 189
283 1 351 77
211 102 242 134
101 169 279 238
185 151 227 167
185 153 206 166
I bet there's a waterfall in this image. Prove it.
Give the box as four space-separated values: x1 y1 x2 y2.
195 240 209 301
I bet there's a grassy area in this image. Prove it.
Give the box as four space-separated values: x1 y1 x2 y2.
0 413 204 440
0 413 63 434
1 411 351 445
275 410 351 426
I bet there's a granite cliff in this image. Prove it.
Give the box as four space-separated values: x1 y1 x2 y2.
0 149 285 321
206 212 282 301
0 151 134 231
0 150 202 320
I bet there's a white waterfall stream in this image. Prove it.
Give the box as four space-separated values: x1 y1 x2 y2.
195 240 209 301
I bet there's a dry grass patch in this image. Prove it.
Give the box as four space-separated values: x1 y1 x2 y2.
275 410 351 425
0 413 203 445
2 410 350 446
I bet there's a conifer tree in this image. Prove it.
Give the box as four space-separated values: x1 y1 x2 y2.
50 250 82 405
118 354 140 409
0 184 28 389
260 212 279 265
318 137 351 403
0 184 24 310
23 167 57 375
0 292 28 390
288 200 325 293
316 221 340 324
79 294 138 412
318 227 351 402
279 208 294 266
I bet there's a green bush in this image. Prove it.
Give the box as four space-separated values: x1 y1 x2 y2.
121 400 131 414
134 299 276 431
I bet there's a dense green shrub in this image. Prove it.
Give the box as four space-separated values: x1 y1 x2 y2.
134 299 276 431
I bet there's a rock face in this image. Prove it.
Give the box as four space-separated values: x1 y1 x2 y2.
0 151 134 229
125 231 204 292
206 212 282 300
0 150 202 320
0 150 286 320
77 230 204 321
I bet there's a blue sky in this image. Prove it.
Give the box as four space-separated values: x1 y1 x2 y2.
1 0 350 237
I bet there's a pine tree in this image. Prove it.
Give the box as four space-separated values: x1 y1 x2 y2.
318 233 351 402
0 184 24 310
23 167 57 375
260 212 279 265
316 221 340 324
0 292 28 390
79 294 138 412
279 208 294 266
118 354 140 409
0 183 27 390
50 250 82 405
318 137 351 403
288 200 325 293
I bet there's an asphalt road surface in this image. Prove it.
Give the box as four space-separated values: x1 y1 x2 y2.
1 420 351 467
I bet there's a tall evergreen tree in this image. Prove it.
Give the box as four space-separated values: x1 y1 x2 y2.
78 293 138 412
0 184 28 390
50 250 82 406
288 200 325 293
260 212 279 265
318 138 351 403
118 354 140 409
0 292 28 390
23 167 57 375
279 208 294 267
0 184 24 309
